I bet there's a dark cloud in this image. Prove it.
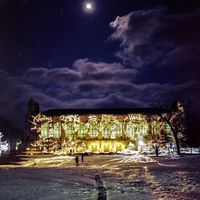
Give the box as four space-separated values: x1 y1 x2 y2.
110 7 200 82
73 59 138 81
74 59 124 73
24 67 80 86
110 8 163 67
0 58 199 130
0 69 64 127
60 94 143 109
109 7 200 119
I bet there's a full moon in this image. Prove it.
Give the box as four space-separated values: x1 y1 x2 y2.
84 1 95 13
86 3 92 10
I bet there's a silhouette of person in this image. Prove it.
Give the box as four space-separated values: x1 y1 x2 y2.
81 154 84 162
75 156 79 166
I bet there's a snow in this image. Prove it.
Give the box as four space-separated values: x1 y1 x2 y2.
0 154 200 200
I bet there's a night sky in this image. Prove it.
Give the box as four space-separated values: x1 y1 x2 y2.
0 0 200 131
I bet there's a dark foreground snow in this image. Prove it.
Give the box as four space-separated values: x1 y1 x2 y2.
0 155 200 200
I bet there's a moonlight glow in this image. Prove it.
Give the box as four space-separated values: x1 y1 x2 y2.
86 3 92 9
84 1 95 13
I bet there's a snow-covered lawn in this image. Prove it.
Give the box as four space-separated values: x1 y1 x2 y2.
0 154 200 200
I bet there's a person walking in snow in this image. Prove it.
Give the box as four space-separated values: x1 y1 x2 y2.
75 156 79 166
81 154 84 162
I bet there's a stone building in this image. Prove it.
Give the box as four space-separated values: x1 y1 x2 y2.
26 100 171 154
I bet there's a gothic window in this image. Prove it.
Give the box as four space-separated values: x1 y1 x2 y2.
66 122 73 139
127 121 133 138
152 121 158 135
103 126 110 138
116 124 122 137
163 122 171 133
53 122 61 138
91 122 98 138
141 122 148 135
41 122 49 138
78 122 85 138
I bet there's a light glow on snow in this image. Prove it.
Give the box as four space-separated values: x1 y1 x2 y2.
0 132 9 155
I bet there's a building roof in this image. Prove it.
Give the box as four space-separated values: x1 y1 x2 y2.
41 108 168 116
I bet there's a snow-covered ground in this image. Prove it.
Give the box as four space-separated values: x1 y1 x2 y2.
0 154 200 200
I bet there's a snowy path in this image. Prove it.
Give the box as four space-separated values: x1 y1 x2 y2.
94 173 107 200
0 168 97 200
0 155 200 200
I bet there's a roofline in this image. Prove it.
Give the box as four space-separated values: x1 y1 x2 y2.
41 108 169 116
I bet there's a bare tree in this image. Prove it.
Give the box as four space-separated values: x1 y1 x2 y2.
159 101 187 155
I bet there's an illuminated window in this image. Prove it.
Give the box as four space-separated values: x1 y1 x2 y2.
141 122 148 135
103 126 110 138
163 122 171 133
127 122 133 138
65 122 73 139
41 122 49 138
91 122 98 138
78 122 85 138
152 121 158 135
53 122 61 138
116 124 122 137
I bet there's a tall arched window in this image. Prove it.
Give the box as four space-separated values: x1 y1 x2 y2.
103 126 110 138
140 121 148 135
116 124 122 137
53 122 61 138
91 122 98 138
66 122 73 139
41 122 49 138
78 122 85 138
152 121 158 135
127 121 133 138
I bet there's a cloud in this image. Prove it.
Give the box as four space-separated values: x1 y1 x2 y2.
110 7 200 82
0 57 199 131
0 59 138 126
0 68 69 130
74 58 124 73
109 7 200 121
110 8 163 66
24 67 80 86
73 58 138 81
61 94 143 109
